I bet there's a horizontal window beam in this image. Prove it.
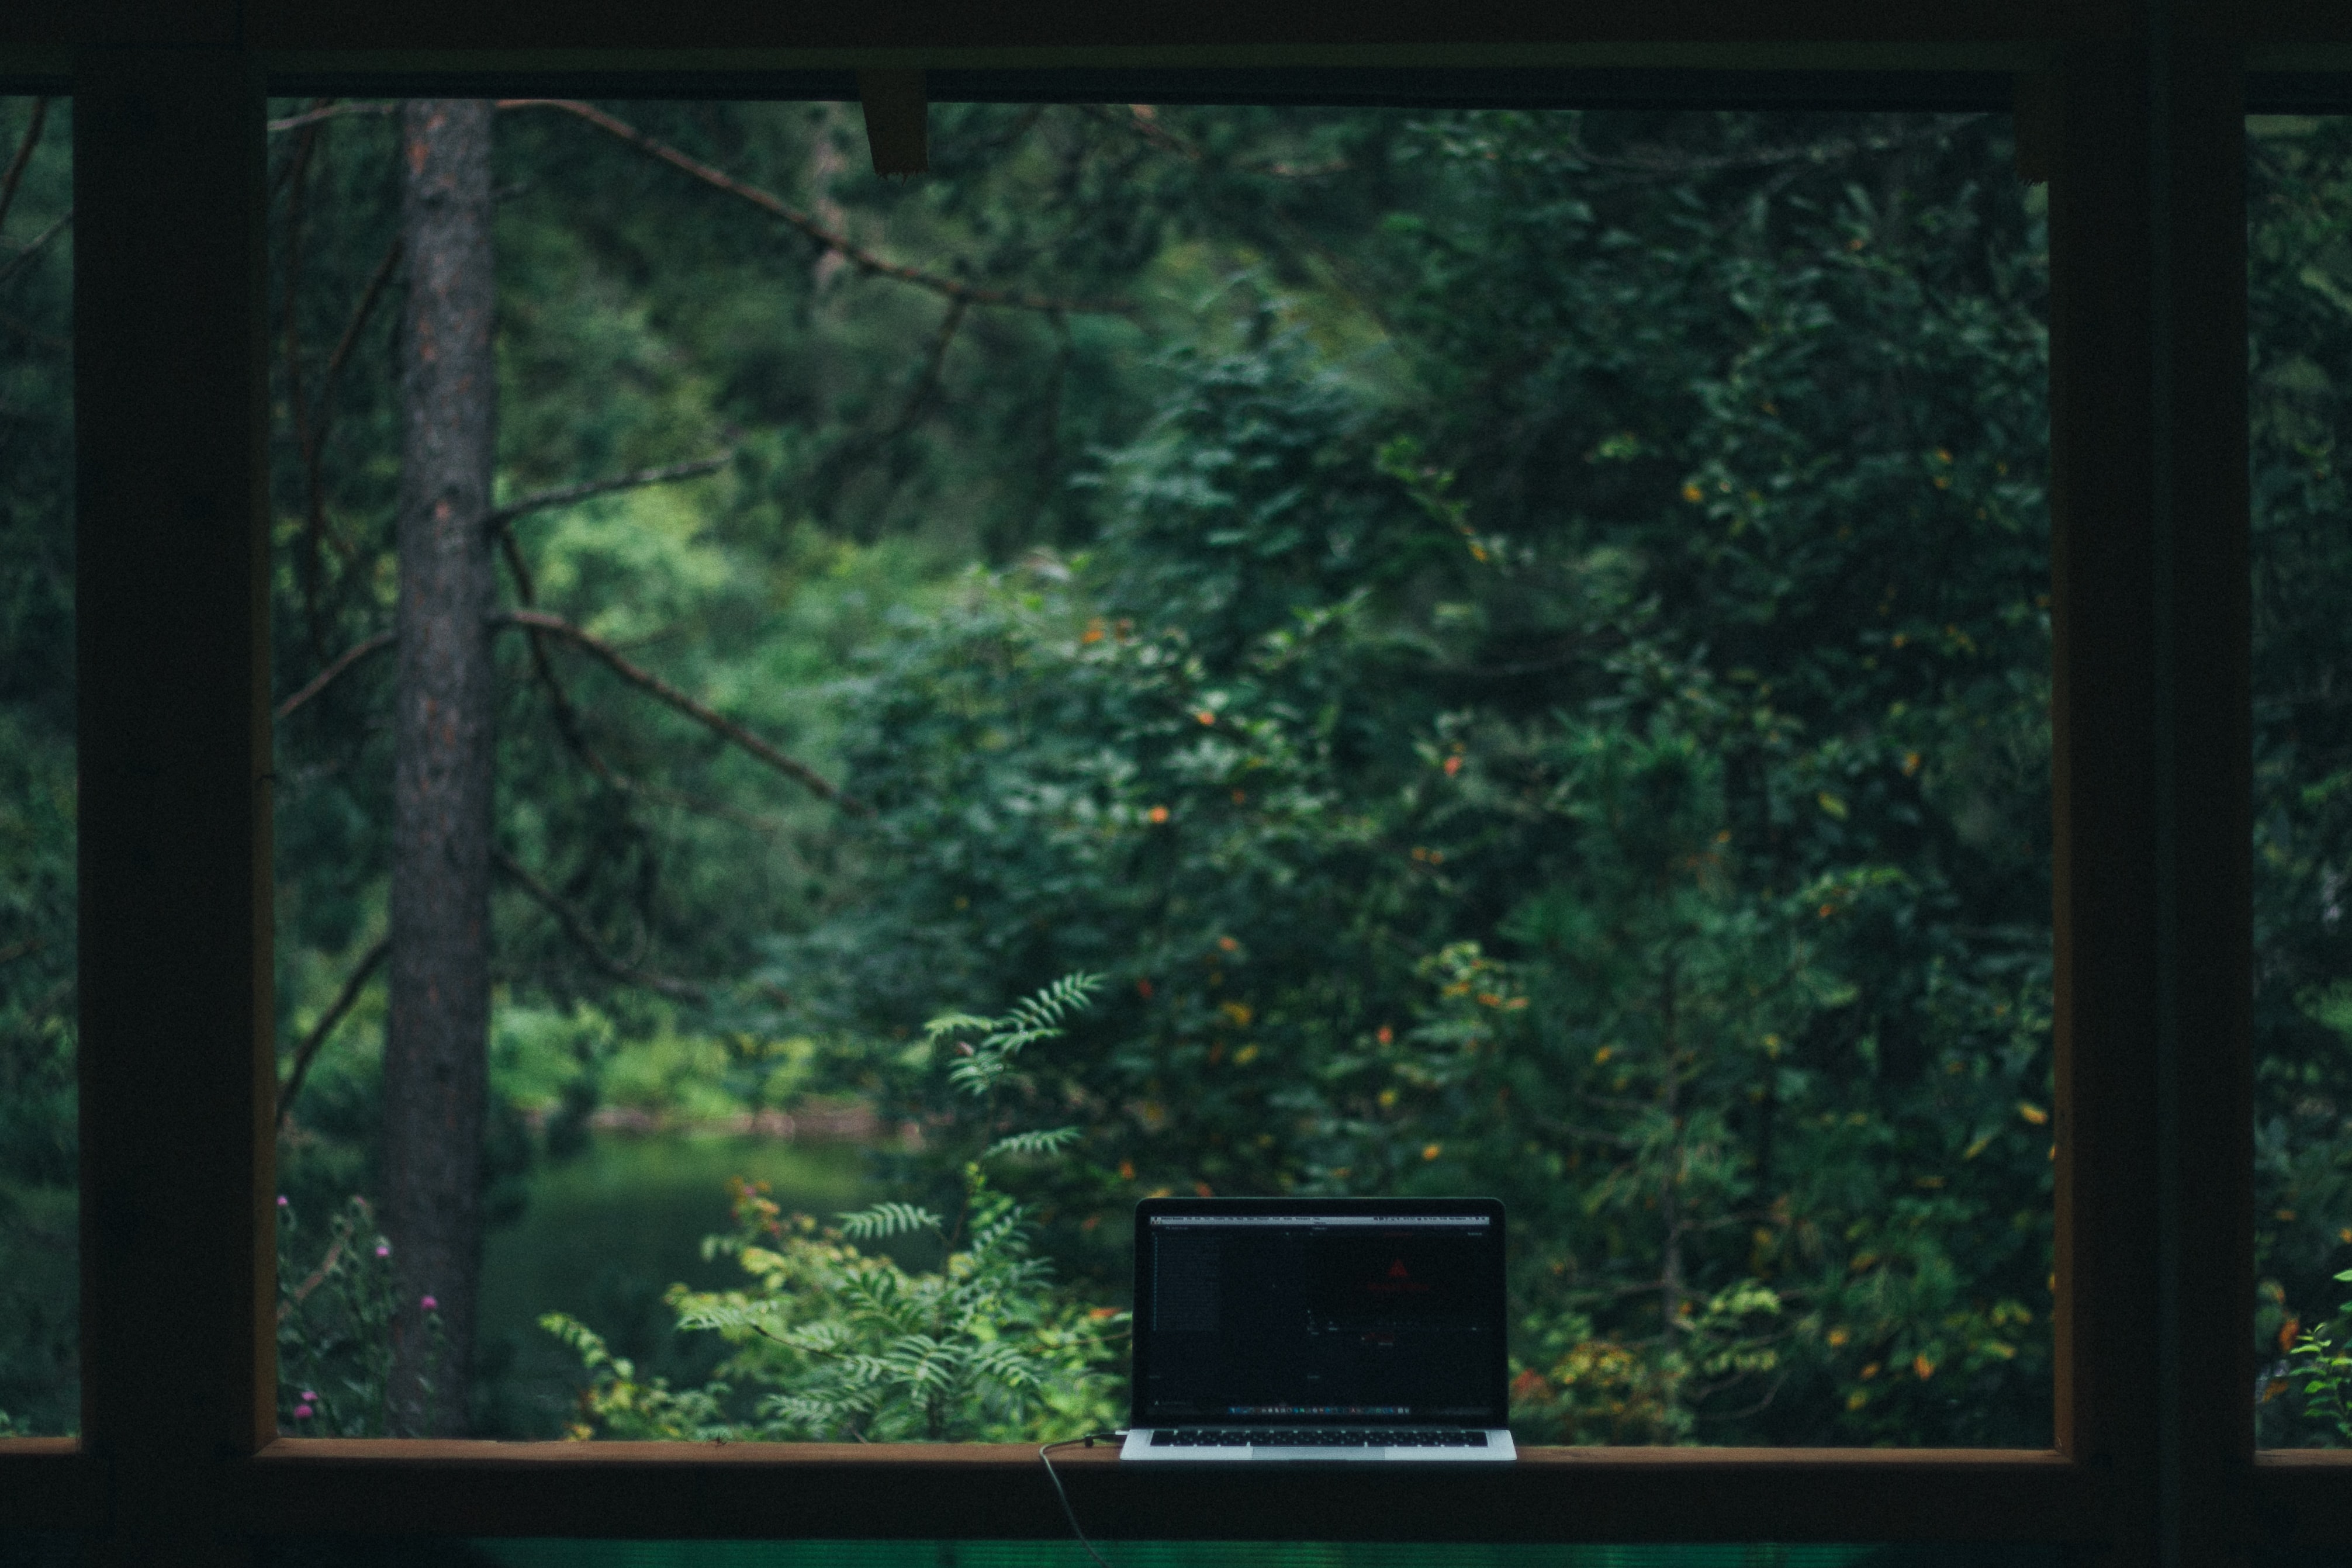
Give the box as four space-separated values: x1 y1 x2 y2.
258 62 2035 106
0 1442 104 1532
232 1441 2094 1543
2250 1454 2352 1546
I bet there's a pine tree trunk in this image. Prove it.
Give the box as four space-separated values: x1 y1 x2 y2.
382 98 497 1437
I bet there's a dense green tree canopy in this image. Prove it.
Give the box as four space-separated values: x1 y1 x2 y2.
5 96 2352 1446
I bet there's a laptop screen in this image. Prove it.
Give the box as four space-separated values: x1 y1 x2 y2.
1130 1197 1507 1428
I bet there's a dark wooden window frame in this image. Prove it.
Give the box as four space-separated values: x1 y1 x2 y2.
0 1 2329 1561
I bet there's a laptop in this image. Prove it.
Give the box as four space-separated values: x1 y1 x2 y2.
1120 1196 1517 1462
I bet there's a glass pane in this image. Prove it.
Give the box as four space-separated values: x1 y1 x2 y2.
270 99 2050 1445
0 94 77 1439
2251 112 2352 1446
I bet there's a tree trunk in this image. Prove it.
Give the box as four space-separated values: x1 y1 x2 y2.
382 98 497 1437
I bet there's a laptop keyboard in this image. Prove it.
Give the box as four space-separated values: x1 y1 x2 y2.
1150 1428 1488 1448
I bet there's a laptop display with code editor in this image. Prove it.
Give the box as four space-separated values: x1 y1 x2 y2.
1120 1196 1516 1462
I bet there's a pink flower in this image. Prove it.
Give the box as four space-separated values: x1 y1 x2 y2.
301 1390 317 1402
276 1196 289 1207
292 1403 313 1419
374 1244 390 1257
420 1294 438 1311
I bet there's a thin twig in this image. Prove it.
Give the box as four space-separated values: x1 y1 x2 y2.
497 529 613 779
0 99 48 238
280 1234 347 1321
275 629 395 722
487 452 733 532
493 847 708 1003
1571 113 1989 178
277 936 389 1128
879 299 967 442
324 238 403 394
268 101 399 134
0 309 65 352
493 536 789 839
498 99 1132 317
492 610 863 812
0 207 71 286
1077 104 1346 177
282 113 329 663
813 299 967 493
301 236 403 568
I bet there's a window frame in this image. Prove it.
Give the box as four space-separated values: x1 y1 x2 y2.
0 2 2303 1557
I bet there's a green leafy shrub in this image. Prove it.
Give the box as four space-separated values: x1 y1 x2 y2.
277 1195 451 1435
2288 1269 2352 1444
546 977 1125 1441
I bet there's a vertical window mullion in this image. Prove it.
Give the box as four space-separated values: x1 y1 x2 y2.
73 44 275 1568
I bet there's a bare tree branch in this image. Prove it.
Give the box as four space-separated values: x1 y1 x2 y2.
326 237 404 396
487 451 732 532
0 99 48 238
275 629 395 722
1572 113 1989 177
876 298 967 442
494 530 616 784
0 309 65 352
498 98 1133 318
269 101 398 134
812 299 966 494
1076 104 1347 177
282 113 333 663
277 936 389 1128
492 609 863 813
493 847 708 1003
296 234 404 578
489 539 792 840
0 207 71 286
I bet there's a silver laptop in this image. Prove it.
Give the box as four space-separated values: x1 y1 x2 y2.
1120 1196 1517 1462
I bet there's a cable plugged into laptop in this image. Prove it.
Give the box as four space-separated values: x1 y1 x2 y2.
1040 1429 1128 1568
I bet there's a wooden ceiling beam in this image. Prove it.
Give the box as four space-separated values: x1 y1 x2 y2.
0 0 2133 58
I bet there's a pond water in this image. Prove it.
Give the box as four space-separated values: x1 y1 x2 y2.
476 1133 870 1438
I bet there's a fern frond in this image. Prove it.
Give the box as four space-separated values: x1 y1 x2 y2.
538 1313 613 1369
966 1340 1046 1388
1004 972 1103 1033
835 1201 943 1241
675 1300 785 1335
947 1054 1014 1093
984 1126 1081 1160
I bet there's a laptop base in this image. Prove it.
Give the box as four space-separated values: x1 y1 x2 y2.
1120 1428 1517 1462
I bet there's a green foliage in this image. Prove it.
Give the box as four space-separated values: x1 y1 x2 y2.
2290 1268 2352 1445
548 977 1123 1442
0 96 77 1438
2244 116 2352 1445
769 117 2059 1436
276 1196 421 1436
